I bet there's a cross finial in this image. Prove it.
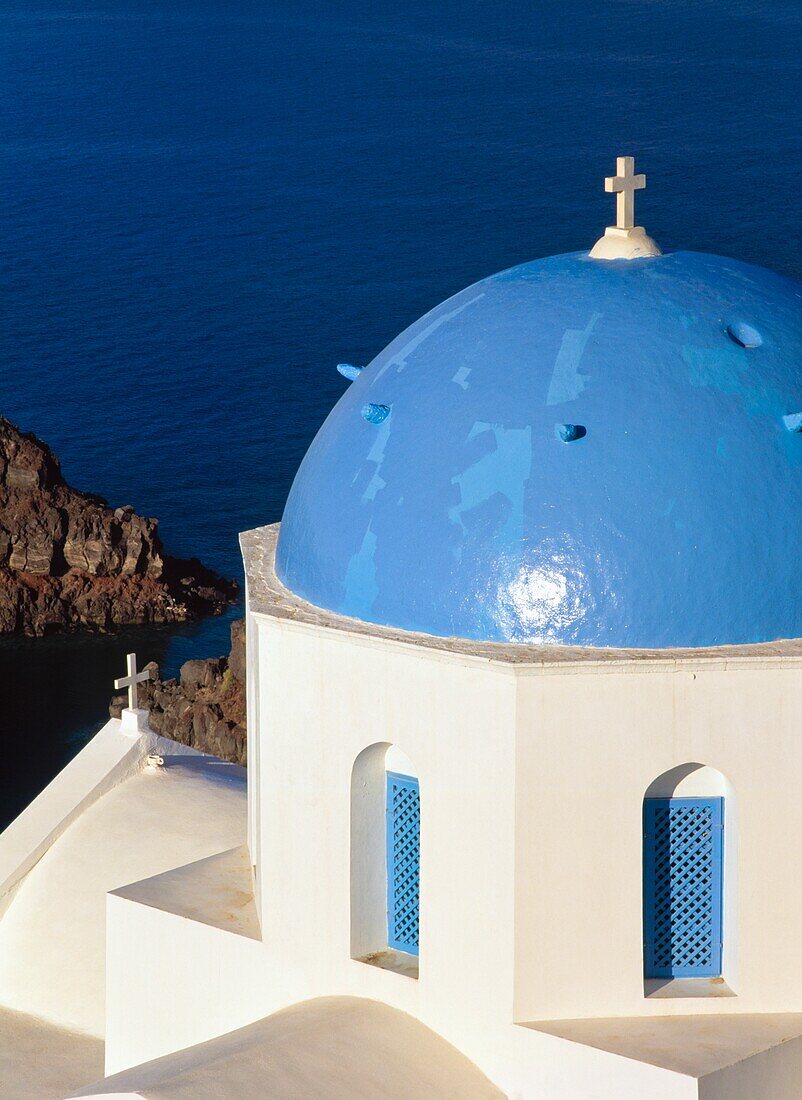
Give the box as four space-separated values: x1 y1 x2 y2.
114 652 151 712
589 154 661 260
605 155 646 230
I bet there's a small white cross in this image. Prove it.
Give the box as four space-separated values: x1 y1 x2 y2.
114 652 151 712
604 155 646 230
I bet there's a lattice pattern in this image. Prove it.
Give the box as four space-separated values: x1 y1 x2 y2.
644 798 723 978
387 773 420 954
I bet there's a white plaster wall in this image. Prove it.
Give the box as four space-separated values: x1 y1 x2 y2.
254 612 519 1037
103 611 801 1098
350 741 392 961
698 1033 802 1100
101 610 694 1096
104 897 267 1075
244 574 261 919
104 894 695 1099
513 663 802 1022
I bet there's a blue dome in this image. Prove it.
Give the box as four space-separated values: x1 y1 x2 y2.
276 251 802 648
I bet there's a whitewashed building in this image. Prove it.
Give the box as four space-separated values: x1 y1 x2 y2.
0 160 800 1098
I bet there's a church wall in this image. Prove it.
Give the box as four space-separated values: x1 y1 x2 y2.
244 579 261 921
105 894 273 1075
104 610 702 1098
253 610 519 1031
98 590 780 1096
698 1032 802 1100
245 613 714 1097
513 660 802 1022
104 891 696 1099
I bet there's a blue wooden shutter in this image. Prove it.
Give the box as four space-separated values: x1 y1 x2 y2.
643 797 723 978
386 771 420 955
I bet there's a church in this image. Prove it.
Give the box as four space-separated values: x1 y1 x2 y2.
0 157 800 1098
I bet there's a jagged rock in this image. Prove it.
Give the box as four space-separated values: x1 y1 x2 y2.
0 418 236 635
180 658 223 698
229 617 246 682
109 619 247 765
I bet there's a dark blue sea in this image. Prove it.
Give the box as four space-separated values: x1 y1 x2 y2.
0 0 799 823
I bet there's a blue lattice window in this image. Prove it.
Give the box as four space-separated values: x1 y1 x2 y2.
386 772 420 955
643 797 723 979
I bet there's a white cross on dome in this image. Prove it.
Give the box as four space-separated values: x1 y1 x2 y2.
589 154 661 260
605 155 646 230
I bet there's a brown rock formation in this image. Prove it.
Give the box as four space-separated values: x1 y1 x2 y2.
109 619 247 765
0 418 237 635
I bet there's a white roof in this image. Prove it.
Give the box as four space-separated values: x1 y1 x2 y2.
0 1005 102 1099
71 996 504 1099
0 736 246 1038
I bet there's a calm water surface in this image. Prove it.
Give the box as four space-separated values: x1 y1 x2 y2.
0 0 799 822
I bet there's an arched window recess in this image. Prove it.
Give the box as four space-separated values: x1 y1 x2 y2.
643 763 737 998
351 743 420 978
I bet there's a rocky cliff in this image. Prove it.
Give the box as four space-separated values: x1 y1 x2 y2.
0 418 236 634
109 618 247 765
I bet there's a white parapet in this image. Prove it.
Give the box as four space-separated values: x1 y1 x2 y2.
0 720 150 918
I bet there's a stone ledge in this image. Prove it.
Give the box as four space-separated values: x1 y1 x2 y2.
524 1012 802 1079
111 843 260 942
240 524 802 671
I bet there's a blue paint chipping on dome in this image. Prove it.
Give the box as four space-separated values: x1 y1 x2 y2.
276 251 802 648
